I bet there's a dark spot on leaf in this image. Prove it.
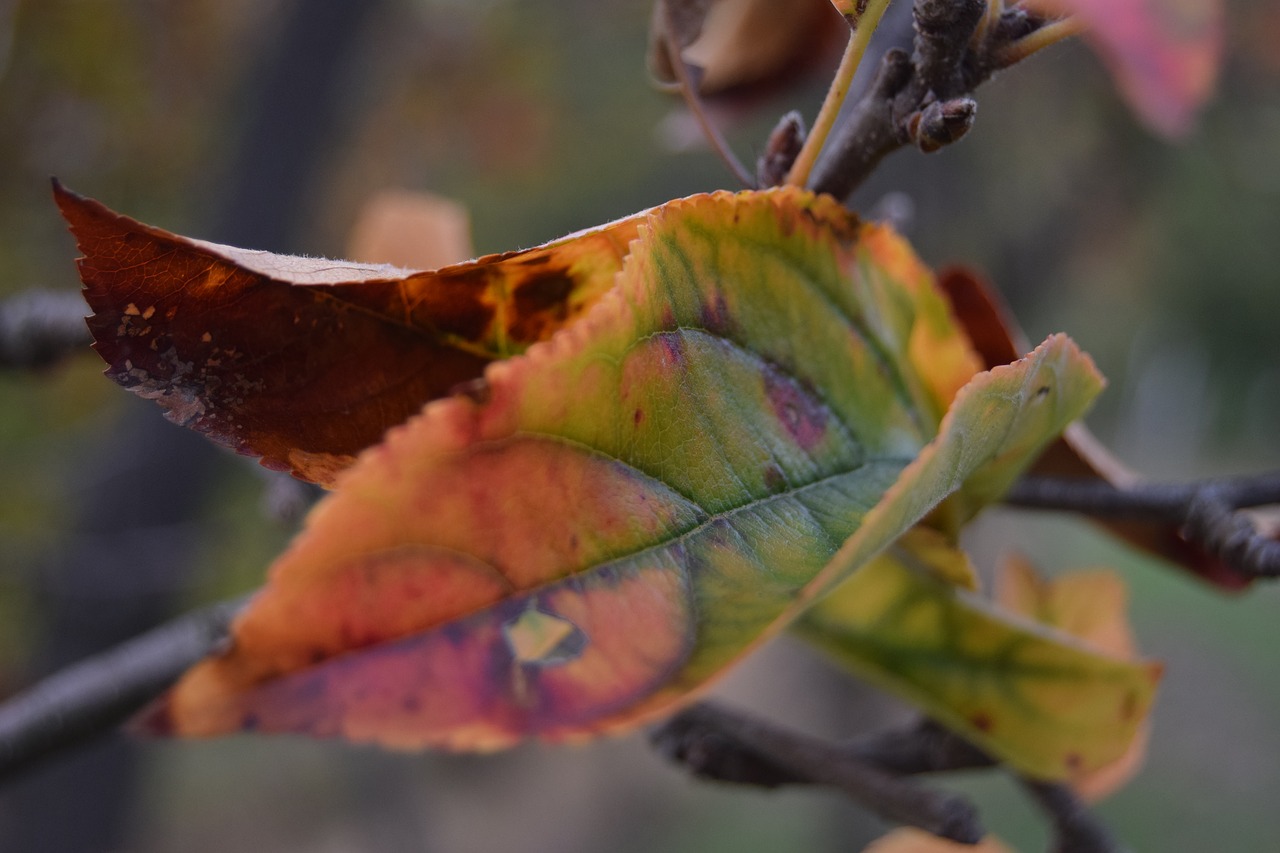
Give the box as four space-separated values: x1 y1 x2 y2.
401 268 496 342
969 711 993 733
657 332 685 367
1120 691 1138 722
509 271 576 341
441 622 472 648
634 408 644 426
699 291 731 333
1034 385 1051 399
762 363 829 451
1065 752 1083 771
763 463 785 491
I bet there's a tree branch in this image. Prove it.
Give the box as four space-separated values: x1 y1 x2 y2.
1020 780 1122 853
652 703 985 844
811 0 1064 198
0 597 245 785
1005 472 1280 578
652 704 1124 851
0 289 90 370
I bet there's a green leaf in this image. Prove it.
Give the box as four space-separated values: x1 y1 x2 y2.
145 189 1103 751
794 544 1161 780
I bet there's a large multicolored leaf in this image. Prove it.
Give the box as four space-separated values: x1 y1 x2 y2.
55 180 642 484
140 188 1102 749
794 544 1160 780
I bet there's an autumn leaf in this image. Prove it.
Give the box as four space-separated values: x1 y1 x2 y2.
1025 0 1223 136
55 179 641 484
139 188 1102 749
648 0 843 96
794 542 1160 780
995 555 1154 799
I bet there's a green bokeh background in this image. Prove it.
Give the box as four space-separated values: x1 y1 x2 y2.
1 1 1278 850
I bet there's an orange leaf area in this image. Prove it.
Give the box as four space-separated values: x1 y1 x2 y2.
1026 0 1223 135
55 180 641 484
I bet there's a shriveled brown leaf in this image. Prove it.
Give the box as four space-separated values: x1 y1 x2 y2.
56 181 641 484
649 0 842 96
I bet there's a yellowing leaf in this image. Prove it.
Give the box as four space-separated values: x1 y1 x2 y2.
996 555 1137 659
996 555 1155 800
139 188 1103 750
795 545 1160 780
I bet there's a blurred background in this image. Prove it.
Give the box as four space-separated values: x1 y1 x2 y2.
1 0 1278 850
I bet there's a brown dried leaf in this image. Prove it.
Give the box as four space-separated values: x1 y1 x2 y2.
56 181 641 484
649 0 842 96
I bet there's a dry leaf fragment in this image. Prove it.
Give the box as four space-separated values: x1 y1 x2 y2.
56 180 641 484
649 0 843 95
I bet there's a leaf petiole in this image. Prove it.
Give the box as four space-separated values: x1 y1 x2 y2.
971 0 1004 47
785 0 893 188
994 15 1086 68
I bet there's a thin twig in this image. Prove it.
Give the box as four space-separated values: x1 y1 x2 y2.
849 717 995 775
653 703 986 843
0 596 246 785
1004 473 1280 578
810 0 1070 198
994 16 1085 67
971 0 1003 46
654 705 1125 851
1019 780 1123 853
0 289 90 370
658 0 756 189
785 0 892 187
